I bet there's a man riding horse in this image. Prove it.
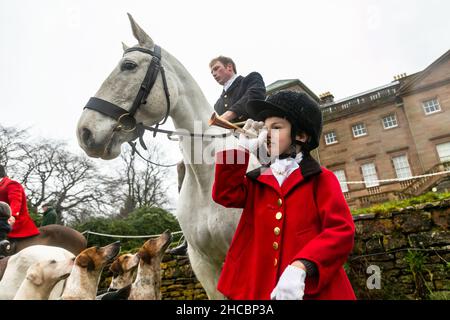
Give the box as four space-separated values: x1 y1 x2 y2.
0 165 40 257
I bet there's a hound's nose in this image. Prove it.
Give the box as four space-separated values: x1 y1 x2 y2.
81 127 93 147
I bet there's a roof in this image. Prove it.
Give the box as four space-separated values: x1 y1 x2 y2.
266 79 320 102
324 81 400 107
398 49 450 95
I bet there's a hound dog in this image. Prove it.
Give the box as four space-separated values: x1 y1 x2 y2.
13 258 74 300
128 230 172 300
108 253 139 291
0 245 75 300
60 241 120 300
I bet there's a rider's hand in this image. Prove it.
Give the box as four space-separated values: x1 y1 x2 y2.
270 265 306 300
7 215 15 226
238 119 268 155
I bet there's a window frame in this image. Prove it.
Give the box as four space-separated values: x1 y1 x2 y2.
391 154 412 180
361 162 379 188
333 169 349 192
422 98 441 115
436 142 450 163
382 113 398 130
352 123 367 138
324 131 338 145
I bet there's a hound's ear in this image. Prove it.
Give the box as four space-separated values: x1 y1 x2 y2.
77 254 95 271
137 247 151 264
26 271 43 286
130 253 140 268
109 260 122 275
122 42 129 52
127 13 154 48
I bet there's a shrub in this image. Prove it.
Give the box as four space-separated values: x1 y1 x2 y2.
73 206 181 251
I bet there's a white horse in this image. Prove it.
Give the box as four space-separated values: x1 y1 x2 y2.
76 14 258 299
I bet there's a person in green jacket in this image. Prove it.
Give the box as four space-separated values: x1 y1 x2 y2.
40 203 57 226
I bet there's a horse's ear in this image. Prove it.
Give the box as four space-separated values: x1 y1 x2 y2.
127 13 154 48
122 42 129 52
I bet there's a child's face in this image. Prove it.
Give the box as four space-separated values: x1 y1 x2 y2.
264 117 309 157
264 117 293 157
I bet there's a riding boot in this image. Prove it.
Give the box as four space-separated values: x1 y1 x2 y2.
169 239 188 256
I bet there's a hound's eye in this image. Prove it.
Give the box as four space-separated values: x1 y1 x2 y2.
121 61 137 71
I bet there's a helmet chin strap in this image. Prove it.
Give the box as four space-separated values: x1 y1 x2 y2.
276 144 300 160
276 139 311 161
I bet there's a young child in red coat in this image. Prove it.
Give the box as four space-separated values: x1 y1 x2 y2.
212 91 356 300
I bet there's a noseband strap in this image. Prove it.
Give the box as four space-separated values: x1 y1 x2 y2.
85 97 129 121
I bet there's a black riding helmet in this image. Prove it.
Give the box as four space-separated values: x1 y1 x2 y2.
246 91 323 153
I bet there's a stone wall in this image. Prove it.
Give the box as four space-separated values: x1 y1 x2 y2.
348 199 450 299
159 200 449 300
160 254 207 300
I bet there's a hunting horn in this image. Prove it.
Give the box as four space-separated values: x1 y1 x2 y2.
208 112 257 138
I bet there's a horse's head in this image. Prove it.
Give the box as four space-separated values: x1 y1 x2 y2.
77 14 179 159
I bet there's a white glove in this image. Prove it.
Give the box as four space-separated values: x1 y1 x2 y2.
270 265 306 300
238 119 268 155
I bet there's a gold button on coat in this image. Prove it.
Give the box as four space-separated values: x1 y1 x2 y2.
275 212 282 220
224 104 228 107
224 95 227 98
274 258 278 266
277 198 283 207
273 242 279 250
274 227 280 236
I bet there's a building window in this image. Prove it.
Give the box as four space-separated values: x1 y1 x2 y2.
436 142 450 162
361 163 379 188
333 170 348 192
352 123 367 137
324 131 338 145
382 114 398 129
392 155 412 179
422 98 441 115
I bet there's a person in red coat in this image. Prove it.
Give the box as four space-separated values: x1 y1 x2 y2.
0 165 40 240
212 91 356 300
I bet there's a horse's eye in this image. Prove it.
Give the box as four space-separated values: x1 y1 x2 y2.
121 61 137 71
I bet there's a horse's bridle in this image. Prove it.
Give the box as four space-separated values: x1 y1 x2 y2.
83 44 229 167
85 45 170 139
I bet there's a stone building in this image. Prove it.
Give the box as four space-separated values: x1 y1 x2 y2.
267 50 450 208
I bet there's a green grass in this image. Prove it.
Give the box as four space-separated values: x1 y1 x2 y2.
351 191 450 216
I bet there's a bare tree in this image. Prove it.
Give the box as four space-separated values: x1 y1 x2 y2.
22 142 120 224
116 145 170 217
1 125 120 224
0 125 29 168
1 124 172 224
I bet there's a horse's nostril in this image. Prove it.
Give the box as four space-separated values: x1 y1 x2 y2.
81 127 92 146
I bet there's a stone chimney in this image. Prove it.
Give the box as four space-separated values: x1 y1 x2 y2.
393 73 407 81
319 91 334 104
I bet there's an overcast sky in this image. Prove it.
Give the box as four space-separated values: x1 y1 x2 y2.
1 0 449 208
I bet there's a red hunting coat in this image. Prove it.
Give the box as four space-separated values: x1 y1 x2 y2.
0 177 40 238
212 149 356 300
